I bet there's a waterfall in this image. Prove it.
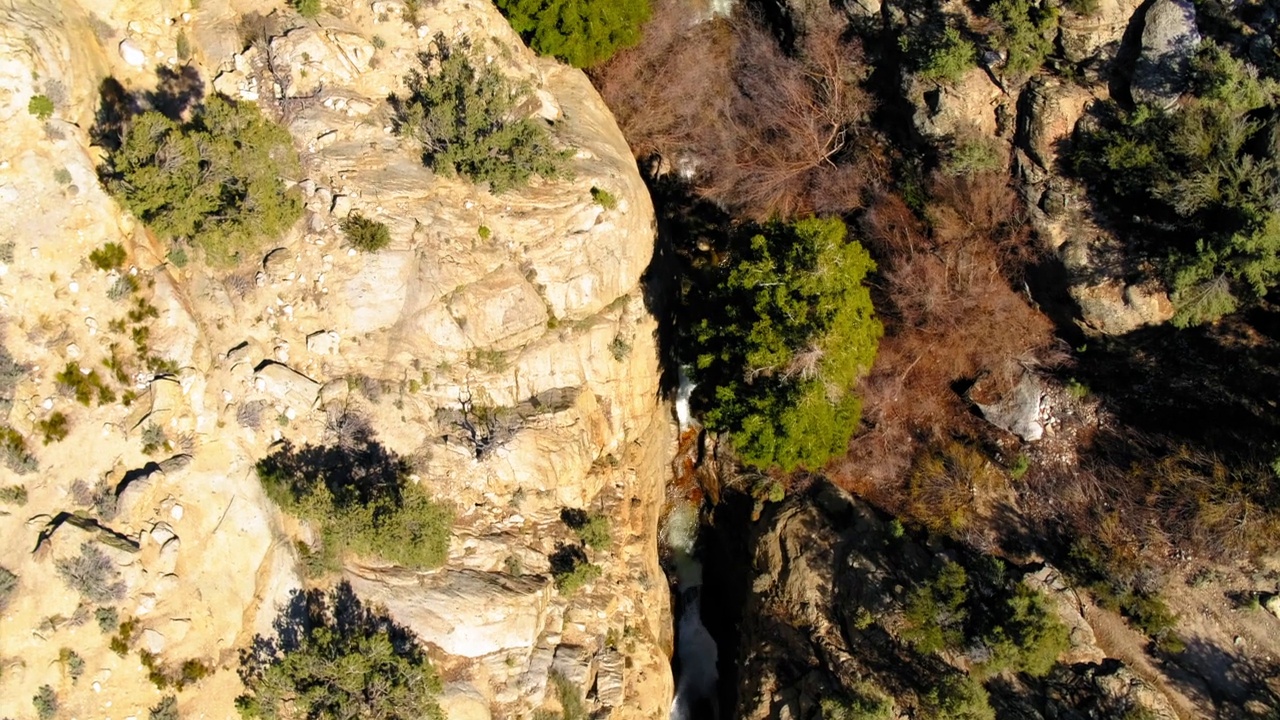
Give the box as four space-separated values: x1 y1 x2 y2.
666 501 719 720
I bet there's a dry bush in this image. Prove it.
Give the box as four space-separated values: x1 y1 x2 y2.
591 0 735 160
907 440 1007 536
697 16 875 219
837 172 1056 507
593 2 878 219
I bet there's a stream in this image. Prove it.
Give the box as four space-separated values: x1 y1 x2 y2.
665 499 720 720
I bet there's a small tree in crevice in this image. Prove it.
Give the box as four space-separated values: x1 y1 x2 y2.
392 33 569 193
237 582 444 720
340 213 391 253
256 433 452 570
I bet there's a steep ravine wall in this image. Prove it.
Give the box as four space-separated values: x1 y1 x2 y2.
0 0 674 717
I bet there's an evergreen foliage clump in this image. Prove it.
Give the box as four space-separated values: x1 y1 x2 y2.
495 0 651 68
989 0 1058 76
902 25 976 83
394 33 568 193
28 95 54 119
256 436 453 570
90 242 127 270
290 0 321 17
101 95 303 265
340 213 391 252
237 583 444 720
687 217 881 471
1068 42 1280 325
901 560 1069 678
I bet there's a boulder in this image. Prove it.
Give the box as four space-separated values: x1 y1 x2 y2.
1059 0 1145 64
1264 594 1280 620
344 566 552 658
1018 78 1095 171
269 28 375 97
1071 277 1175 334
970 371 1047 442
550 644 597 698
439 683 492 720
1132 0 1201 108
253 362 320 409
595 648 625 707
908 67 1007 141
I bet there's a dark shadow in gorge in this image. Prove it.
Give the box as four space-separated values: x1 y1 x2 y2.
639 168 734 401
697 489 756 720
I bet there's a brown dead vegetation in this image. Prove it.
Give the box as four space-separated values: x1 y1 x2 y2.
593 0 879 219
836 173 1057 510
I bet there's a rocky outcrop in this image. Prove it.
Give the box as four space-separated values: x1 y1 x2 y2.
1132 0 1201 108
0 0 673 718
726 481 1179 720
1058 0 1145 65
970 371 1047 442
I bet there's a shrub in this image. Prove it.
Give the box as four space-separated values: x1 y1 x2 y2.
340 213 391 252
101 94 303 266
0 566 17 610
38 412 70 445
291 0 321 17
110 617 138 656
0 345 26 410
561 508 611 550
989 0 1059 77
256 437 453 569
590 186 618 209
236 583 444 720
33 685 58 720
977 583 1070 677
56 542 127 603
150 695 180 720
904 26 976 83
109 274 139 300
495 0 651 68
944 135 1002 176
921 674 993 720
902 561 969 654
29 94 54 119
141 422 169 454
820 683 894 720
687 217 881 471
549 544 601 594
1067 43 1280 324
90 242 127 270
96 606 120 633
0 425 37 474
394 33 569 193
56 362 116 405
542 672 588 720
60 647 86 681
554 561 602 594
0 484 27 505
1008 453 1030 480
907 441 1005 535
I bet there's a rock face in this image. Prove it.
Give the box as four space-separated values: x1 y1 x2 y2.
1132 0 1201 108
726 482 1180 720
0 0 673 718
1058 0 1145 65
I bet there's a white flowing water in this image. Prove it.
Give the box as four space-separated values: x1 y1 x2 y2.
666 501 720 720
